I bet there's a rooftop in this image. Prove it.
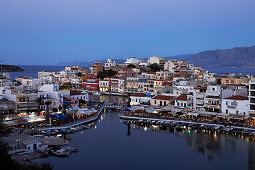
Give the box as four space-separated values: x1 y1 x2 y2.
224 95 248 100
152 95 175 101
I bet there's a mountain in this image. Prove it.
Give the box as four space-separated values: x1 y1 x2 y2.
189 45 255 68
165 54 194 61
58 59 126 67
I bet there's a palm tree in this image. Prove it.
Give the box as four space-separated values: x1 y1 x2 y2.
45 101 52 121
36 97 43 116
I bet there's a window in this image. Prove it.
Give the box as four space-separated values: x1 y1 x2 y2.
226 80 229 83
236 111 239 114
226 101 228 105
231 80 234 83
226 109 228 113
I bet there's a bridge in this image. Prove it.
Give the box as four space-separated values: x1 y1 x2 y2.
101 103 127 109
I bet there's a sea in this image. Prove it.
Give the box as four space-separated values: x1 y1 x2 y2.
8 65 255 80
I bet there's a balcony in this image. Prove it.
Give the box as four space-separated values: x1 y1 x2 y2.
206 103 220 106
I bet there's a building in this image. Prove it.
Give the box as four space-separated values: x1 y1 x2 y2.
125 77 147 93
147 56 165 69
70 90 89 101
175 94 188 108
205 85 221 112
38 84 64 111
90 62 103 75
130 93 151 106
249 78 255 114
222 95 249 115
2 88 38 113
125 56 140 64
83 77 99 91
104 59 117 70
151 95 176 106
221 75 250 86
99 79 110 92
193 86 207 111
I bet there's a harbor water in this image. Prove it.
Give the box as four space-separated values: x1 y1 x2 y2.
36 110 254 170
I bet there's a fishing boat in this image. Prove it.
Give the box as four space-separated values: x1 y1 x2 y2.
93 91 100 95
52 148 71 156
66 147 78 152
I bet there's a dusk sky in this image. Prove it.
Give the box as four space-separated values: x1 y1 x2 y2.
1 0 255 65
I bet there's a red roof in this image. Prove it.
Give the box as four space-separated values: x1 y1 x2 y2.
224 95 248 100
63 96 71 101
148 72 156 74
176 94 187 101
152 95 175 101
70 90 83 95
195 86 207 90
162 82 172 86
131 93 147 97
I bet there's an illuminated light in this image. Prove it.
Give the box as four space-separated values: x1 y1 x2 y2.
95 126 97 129
81 131 84 134
144 127 148 131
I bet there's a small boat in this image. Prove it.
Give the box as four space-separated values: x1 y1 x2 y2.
80 125 89 129
70 127 78 132
93 91 100 95
52 148 71 156
65 147 78 152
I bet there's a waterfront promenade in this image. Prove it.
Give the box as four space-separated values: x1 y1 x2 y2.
119 114 255 132
25 103 125 133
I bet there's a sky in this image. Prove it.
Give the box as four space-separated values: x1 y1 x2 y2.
0 0 255 65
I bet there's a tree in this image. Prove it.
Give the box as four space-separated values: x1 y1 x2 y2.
97 69 117 79
36 97 43 116
76 72 83 77
45 101 52 121
149 63 160 72
127 64 136 68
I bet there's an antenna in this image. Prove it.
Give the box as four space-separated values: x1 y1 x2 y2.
0 59 3 76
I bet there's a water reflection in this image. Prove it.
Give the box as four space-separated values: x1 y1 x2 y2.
90 94 127 104
126 121 255 169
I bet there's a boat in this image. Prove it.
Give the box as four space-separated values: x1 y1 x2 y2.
52 148 71 156
65 147 78 152
93 91 100 95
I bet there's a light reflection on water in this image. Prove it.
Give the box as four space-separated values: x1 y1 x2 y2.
36 111 255 170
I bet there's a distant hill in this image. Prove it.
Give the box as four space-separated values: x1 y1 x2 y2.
58 59 126 68
165 54 194 61
189 45 255 68
1 65 24 72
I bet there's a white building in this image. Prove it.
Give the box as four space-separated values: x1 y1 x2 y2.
104 59 116 70
130 93 151 106
147 56 165 69
205 85 221 112
125 56 140 64
38 84 63 111
222 95 249 115
99 80 110 92
175 94 188 108
70 90 89 102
